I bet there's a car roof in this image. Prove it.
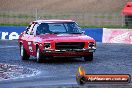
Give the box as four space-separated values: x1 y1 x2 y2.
34 19 75 24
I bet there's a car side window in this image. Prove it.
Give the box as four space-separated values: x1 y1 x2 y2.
32 23 39 35
26 23 35 35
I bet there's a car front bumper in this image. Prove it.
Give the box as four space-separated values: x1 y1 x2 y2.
42 48 96 56
44 47 96 52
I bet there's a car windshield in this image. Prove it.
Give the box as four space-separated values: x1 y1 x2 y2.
36 22 82 35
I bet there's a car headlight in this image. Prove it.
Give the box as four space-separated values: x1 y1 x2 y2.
44 42 51 49
88 42 95 48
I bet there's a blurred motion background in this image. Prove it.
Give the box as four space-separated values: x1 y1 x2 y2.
0 0 131 27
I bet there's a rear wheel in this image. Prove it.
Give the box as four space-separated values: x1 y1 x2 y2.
36 48 43 63
20 44 30 60
84 53 93 61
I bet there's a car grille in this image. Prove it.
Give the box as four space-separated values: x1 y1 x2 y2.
55 42 84 49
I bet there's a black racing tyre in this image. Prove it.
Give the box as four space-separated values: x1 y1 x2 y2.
36 48 43 63
84 53 93 61
20 44 30 60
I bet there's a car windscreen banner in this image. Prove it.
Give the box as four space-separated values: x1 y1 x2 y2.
102 28 132 44
76 66 131 85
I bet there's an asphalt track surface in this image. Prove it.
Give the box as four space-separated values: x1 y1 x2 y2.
0 40 132 88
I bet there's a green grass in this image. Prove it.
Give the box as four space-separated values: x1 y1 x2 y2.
0 23 28 26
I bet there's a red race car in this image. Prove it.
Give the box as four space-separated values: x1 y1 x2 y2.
18 20 96 63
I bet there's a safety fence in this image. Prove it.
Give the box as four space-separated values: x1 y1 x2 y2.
0 10 132 27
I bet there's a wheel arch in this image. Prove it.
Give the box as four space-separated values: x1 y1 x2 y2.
19 42 23 48
19 42 22 45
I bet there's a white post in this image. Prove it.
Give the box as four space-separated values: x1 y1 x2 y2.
35 9 38 20
121 15 124 27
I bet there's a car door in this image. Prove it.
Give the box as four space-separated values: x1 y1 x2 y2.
23 22 36 55
27 23 39 56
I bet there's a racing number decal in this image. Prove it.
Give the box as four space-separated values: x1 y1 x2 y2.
28 42 33 52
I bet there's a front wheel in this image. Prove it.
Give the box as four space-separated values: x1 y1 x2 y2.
36 48 43 63
20 44 30 60
84 53 93 61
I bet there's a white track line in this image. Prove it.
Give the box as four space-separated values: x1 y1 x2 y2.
0 45 18 48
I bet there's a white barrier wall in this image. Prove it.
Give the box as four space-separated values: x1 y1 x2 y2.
103 28 132 44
